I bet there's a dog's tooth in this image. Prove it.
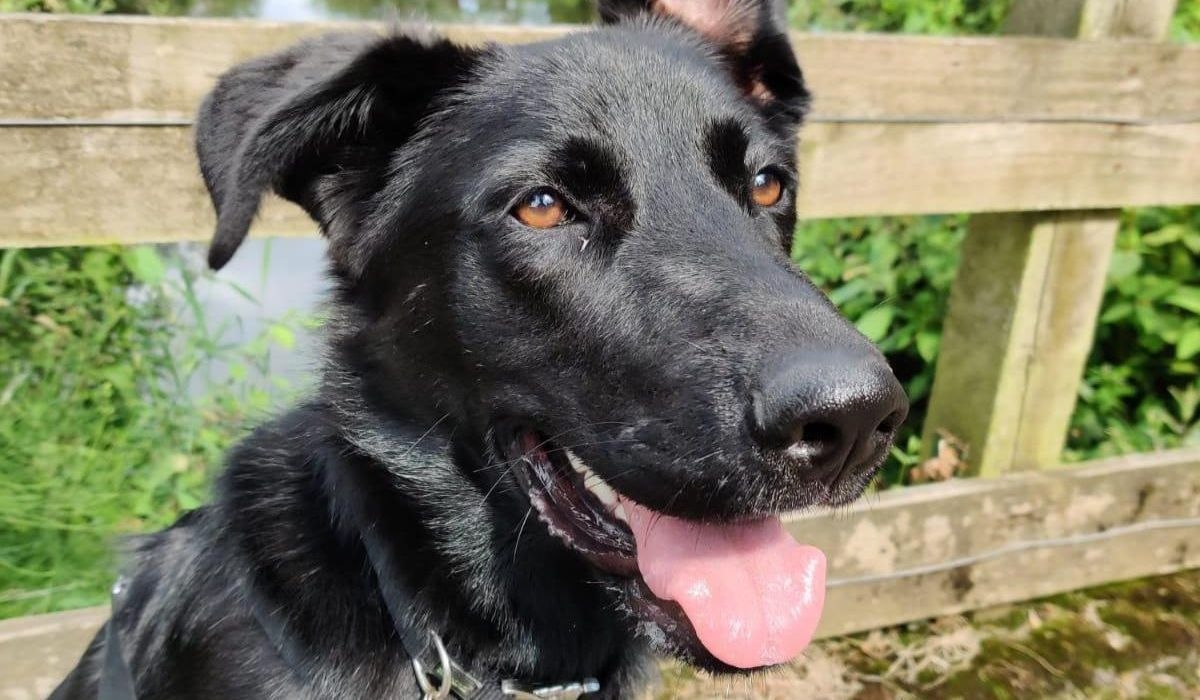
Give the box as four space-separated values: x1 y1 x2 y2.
613 503 629 523
565 450 592 478
588 479 619 507
565 449 626 512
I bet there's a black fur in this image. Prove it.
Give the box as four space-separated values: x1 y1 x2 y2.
52 2 905 698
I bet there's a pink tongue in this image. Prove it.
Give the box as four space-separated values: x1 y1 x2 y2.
622 498 826 669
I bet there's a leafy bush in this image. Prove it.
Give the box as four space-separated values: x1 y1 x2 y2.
791 216 965 482
791 207 1200 479
1067 208 1200 459
789 0 1011 35
1174 0 1200 42
0 0 138 13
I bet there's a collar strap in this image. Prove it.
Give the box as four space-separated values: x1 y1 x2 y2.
412 629 600 700
500 679 603 700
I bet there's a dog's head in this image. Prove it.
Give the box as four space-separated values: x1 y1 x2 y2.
199 0 906 673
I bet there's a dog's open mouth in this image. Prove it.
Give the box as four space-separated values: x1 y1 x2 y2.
503 429 827 670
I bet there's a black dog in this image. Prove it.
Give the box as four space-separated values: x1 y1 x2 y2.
52 1 907 697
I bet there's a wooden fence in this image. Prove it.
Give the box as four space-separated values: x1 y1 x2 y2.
1 0 1199 695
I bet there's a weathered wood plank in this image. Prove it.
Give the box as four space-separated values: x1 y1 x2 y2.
0 606 106 700
2 12 1198 247
920 0 1180 476
2 14 1199 124
0 126 313 247
805 446 1200 636
2 448 1197 697
0 16 569 123
2 119 1198 248
798 120 1200 218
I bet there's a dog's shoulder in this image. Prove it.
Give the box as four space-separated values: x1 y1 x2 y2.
51 506 275 699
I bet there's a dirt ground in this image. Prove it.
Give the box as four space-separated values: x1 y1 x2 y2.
654 569 1200 699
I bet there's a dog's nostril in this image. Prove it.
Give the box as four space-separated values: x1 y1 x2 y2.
787 422 841 462
875 409 904 436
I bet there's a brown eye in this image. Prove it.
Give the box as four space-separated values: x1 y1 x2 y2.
513 189 569 229
751 170 784 208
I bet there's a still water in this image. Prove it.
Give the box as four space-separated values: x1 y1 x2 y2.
174 1 592 393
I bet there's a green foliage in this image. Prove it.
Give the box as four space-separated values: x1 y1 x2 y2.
792 209 1200 476
0 247 301 617
0 0 161 13
787 2 1200 478
789 0 1012 35
1173 0 1200 42
1067 208 1200 459
791 216 965 481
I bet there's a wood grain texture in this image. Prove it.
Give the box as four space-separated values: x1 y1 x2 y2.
802 446 1200 637
3 120 1198 247
0 16 569 122
2 448 1197 697
920 0 1181 476
0 606 108 700
0 127 313 247
797 120 1200 218
2 12 1199 246
2 14 1199 123
921 212 1120 475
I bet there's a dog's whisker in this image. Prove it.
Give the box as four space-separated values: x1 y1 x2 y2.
511 506 534 566
480 465 517 503
398 412 453 461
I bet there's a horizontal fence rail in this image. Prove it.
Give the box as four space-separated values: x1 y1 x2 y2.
2 13 1200 247
2 447 1198 698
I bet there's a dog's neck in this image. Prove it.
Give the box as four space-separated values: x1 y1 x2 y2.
334 391 654 688
218 384 653 698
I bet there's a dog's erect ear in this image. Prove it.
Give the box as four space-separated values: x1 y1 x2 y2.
196 33 478 271
598 0 807 132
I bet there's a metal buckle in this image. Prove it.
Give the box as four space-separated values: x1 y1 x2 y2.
412 631 453 700
412 631 486 700
500 678 601 700
412 629 599 700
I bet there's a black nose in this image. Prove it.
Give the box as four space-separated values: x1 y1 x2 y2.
752 350 908 481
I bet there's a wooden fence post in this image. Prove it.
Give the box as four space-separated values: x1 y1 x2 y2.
921 0 1180 477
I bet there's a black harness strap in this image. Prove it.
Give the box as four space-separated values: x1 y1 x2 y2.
326 455 509 700
98 580 138 700
98 621 138 700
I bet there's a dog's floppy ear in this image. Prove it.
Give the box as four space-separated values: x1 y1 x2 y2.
598 0 807 133
196 33 478 271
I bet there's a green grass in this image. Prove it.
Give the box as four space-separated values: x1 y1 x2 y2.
0 246 302 617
